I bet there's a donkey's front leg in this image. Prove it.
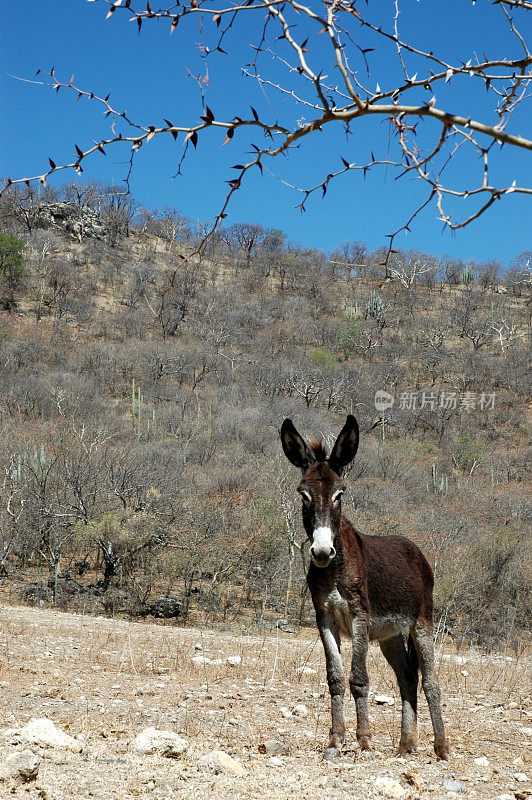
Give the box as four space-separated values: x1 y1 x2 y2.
350 615 371 751
317 614 345 756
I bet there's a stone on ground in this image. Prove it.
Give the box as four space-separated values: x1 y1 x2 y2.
374 694 395 706
0 749 40 783
441 778 468 794
191 655 212 666
259 739 289 756
197 750 246 776
373 776 406 798
19 718 82 751
129 728 189 758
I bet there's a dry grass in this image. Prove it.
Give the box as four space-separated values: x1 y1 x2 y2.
0 605 530 799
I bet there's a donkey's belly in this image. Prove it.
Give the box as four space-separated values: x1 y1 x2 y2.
369 613 412 641
323 589 413 641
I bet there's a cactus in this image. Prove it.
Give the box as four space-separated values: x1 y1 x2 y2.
9 454 23 483
461 264 474 284
430 463 449 495
345 302 360 319
131 379 143 438
146 408 156 436
131 379 157 438
365 290 384 322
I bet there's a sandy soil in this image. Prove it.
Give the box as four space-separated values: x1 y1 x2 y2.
0 605 530 799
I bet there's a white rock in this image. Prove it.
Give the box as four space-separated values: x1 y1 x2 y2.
293 703 309 718
461 670 469 677
474 756 489 767
19 718 82 752
441 778 467 794
194 643 202 651
226 656 241 666
261 739 289 755
522 727 532 736
296 666 317 675
508 701 518 709
513 757 524 767
374 776 406 798
0 749 40 782
498 795 515 800
129 728 189 758
267 756 284 768
2 727 22 745
280 707 293 719
374 695 395 706
197 750 246 776
210 658 223 666
514 772 529 782
191 656 212 666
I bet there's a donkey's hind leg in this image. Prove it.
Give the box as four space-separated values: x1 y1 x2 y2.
412 623 449 760
379 635 418 756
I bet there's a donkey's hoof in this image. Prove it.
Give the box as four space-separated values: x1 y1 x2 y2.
435 741 449 761
398 742 417 757
357 736 372 752
323 747 342 760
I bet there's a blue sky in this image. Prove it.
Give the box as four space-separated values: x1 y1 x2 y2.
1 1 531 264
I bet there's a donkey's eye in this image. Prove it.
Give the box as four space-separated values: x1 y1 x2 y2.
331 489 344 506
298 489 312 505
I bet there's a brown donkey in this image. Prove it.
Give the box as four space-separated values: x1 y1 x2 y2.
281 415 449 760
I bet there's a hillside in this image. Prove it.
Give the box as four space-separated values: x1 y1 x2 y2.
0 192 530 648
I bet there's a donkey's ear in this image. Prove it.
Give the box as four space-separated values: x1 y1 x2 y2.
281 419 314 471
329 415 359 476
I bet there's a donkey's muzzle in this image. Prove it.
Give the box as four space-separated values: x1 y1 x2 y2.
309 544 336 568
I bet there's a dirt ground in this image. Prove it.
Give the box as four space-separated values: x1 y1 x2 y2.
0 605 530 800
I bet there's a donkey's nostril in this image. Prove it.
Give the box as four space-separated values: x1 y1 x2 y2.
330 547 336 559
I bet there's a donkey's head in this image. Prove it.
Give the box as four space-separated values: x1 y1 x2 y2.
281 415 359 568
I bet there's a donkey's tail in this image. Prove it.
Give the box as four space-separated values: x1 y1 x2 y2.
407 633 419 673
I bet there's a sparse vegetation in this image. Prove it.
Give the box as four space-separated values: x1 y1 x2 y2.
0 183 530 651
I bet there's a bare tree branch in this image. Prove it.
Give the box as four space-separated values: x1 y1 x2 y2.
3 0 532 261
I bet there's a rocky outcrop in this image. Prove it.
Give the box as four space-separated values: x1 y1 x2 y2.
36 202 107 240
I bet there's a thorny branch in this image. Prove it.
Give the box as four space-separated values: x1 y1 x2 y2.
2 0 532 266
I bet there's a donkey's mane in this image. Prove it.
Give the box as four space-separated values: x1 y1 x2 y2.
310 440 328 462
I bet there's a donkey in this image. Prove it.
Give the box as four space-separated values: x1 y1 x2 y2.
281 415 448 760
